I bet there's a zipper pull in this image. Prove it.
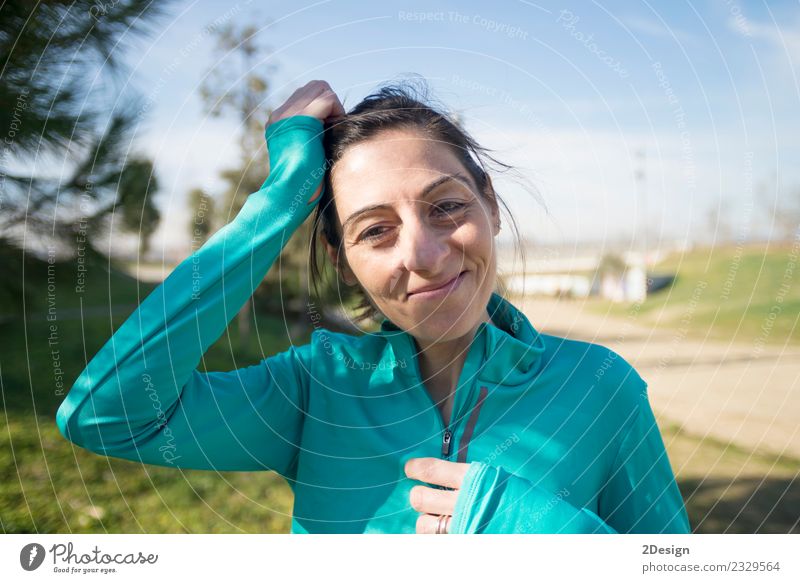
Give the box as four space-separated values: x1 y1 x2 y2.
441 428 452 457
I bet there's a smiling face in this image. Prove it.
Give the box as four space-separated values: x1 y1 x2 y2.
324 127 500 344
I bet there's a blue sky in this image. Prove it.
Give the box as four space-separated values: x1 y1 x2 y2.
113 0 800 252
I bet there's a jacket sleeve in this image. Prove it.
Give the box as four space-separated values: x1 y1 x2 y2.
596 387 692 533
450 388 691 534
55 115 326 475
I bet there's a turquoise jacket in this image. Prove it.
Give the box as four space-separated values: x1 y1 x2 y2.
56 115 691 534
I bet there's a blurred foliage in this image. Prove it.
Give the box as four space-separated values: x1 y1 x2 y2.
197 20 274 223
195 17 346 331
0 0 172 314
187 188 215 244
596 252 628 276
118 158 160 257
1 251 309 533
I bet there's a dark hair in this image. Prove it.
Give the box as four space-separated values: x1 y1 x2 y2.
309 77 532 325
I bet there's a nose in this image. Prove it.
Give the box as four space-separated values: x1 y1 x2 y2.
398 214 450 274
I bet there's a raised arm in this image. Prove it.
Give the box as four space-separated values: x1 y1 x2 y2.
56 81 344 475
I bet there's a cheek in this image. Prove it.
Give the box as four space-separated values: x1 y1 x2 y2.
344 251 396 293
454 221 494 263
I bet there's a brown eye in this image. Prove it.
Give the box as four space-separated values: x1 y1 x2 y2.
432 201 467 217
360 226 390 242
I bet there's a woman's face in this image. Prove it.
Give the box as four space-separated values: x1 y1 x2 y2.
326 128 500 344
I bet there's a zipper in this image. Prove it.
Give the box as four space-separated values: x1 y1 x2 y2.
405 333 487 464
406 334 461 463
441 427 453 457
413 369 456 462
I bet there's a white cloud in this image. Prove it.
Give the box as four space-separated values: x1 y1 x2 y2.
743 16 800 66
620 15 701 46
470 123 771 245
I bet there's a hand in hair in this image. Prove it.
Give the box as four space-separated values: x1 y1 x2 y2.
267 80 345 129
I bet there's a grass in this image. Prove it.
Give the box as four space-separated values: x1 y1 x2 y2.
0 414 293 533
1 254 306 533
0 299 307 532
661 421 799 533
585 243 800 345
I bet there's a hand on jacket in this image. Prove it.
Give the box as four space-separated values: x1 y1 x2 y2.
405 458 619 534
405 457 471 534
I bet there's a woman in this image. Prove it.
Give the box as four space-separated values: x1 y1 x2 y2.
56 79 691 534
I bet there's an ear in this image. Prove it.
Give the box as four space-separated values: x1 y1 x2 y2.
322 234 358 287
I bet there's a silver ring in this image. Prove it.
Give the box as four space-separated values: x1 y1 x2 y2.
436 514 448 534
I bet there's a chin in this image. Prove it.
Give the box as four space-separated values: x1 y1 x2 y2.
411 304 483 342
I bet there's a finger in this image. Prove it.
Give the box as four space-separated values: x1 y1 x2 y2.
416 513 452 534
308 79 331 90
409 485 459 516
404 457 470 489
304 90 340 123
304 80 336 104
272 81 331 122
288 81 318 105
329 94 346 117
306 80 343 116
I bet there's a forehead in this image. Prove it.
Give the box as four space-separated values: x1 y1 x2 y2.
331 128 468 214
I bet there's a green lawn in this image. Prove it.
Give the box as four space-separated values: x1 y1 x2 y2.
1 254 305 533
1 306 304 533
587 243 800 345
0 415 293 533
661 421 800 534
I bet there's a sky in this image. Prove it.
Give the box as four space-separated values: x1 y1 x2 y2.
109 0 800 255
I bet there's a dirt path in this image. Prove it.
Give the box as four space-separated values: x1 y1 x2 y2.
513 296 800 461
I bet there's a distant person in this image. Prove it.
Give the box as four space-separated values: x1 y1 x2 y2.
56 79 690 534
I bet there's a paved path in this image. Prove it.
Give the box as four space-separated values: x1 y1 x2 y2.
513 296 800 461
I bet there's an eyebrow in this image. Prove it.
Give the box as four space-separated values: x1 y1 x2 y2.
341 172 472 234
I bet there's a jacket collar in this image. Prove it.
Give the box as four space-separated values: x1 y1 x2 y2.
377 291 546 385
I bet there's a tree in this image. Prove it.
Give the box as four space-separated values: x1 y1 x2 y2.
770 185 800 243
705 204 734 245
197 18 312 342
187 187 215 245
118 157 160 257
198 20 274 219
597 253 627 276
0 1 170 307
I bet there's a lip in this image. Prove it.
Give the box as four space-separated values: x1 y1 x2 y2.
407 271 467 301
